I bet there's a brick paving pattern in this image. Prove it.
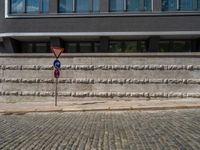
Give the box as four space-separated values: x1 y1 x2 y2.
0 109 200 150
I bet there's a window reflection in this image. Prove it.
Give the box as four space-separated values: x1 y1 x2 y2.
110 0 152 12
144 0 152 11
162 0 177 11
26 0 39 12
109 41 147 53
93 0 100 12
59 0 73 12
11 0 24 13
76 0 90 12
10 0 49 14
159 40 192 52
198 0 200 10
162 0 194 11
21 42 50 53
127 0 140 11
59 0 100 13
42 0 49 12
180 0 192 10
110 0 124 12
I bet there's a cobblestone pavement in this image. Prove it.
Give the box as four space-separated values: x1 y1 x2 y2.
0 109 200 150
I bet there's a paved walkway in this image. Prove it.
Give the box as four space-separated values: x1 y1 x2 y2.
0 99 200 113
0 109 200 150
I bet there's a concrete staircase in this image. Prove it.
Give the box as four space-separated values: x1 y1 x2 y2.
1 53 200 102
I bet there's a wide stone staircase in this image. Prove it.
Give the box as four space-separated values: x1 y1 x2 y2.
1 54 200 102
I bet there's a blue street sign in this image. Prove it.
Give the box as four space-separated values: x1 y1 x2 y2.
53 59 61 69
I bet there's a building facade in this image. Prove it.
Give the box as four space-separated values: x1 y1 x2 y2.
0 0 200 53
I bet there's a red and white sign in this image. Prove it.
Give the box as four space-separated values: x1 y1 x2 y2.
51 47 64 59
54 69 60 78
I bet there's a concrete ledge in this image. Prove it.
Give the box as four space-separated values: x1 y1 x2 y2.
1 64 199 70
0 99 200 114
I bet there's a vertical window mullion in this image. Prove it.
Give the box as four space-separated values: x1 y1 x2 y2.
177 0 180 10
39 0 42 13
89 0 93 12
73 0 76 12
124 0 127 11
24 0 26 13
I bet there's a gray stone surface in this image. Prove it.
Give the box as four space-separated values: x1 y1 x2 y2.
0 109 200 150
1 55 200 102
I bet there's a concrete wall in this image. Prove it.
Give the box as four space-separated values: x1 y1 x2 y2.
1 53 200 102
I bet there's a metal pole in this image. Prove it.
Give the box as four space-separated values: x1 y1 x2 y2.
55 78 58 106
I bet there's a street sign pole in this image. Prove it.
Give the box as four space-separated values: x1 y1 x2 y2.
55 77 58 106
51 47 64 107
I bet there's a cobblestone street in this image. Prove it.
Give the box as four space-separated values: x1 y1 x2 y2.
0 109 200 150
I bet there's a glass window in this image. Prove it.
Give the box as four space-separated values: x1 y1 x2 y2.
93 0 100 12
59 0 99 13
144 0 152 11
94 42 100 52
124 41 138 52
109 41 147 53
180 0 193 10
35 43 49 53
66 43 78 53
159 41 171 52
21 42 49 53
21 43 33 53
159 40 193 52
26 0 39 12
42 0 49 12
109 41 123 52
76 0 90 12
127 0 140 11
162 0 177 11
59 0 73 13
173 41 191 52
11 0 24 13
110 0 124 12
173 41 187 52
137 41 147 52
79 42 92 52
11 0 48 14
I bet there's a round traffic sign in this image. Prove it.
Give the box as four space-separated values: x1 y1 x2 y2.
53 59 61 69
54 69 60 78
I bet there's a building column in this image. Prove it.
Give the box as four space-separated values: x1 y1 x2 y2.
0 42 4 53
148 36 160 52
3 37 20 53
197 38 200 52
100 0 109 12
49 0 58 13
98 37 109 52
153 0 162 12
50 37 64 47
